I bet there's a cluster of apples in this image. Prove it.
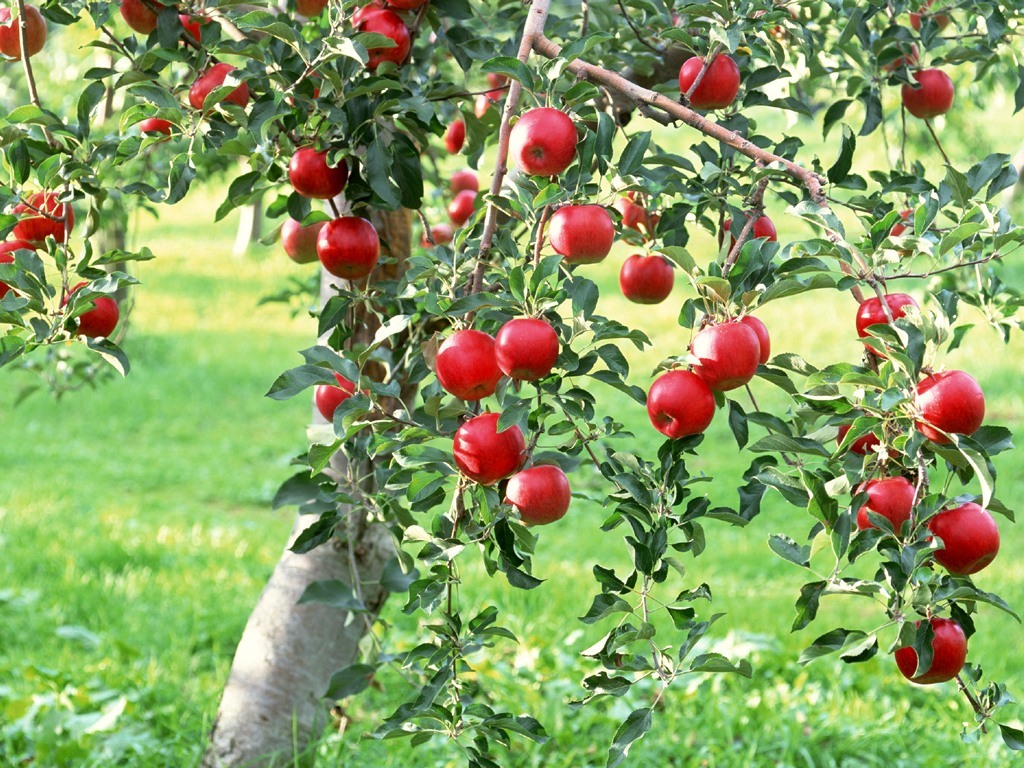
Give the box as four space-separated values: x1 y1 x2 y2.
890 3 956 119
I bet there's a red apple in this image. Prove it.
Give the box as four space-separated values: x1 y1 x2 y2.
317 216 380 280
855 293 919 356
474 93 492 119
189 63 250 110
485 72 508 101
435 329 503 400
295 0 329 16
738 315 770 364
837 423 882 455
882 43 919 72
281 218 326 264
914 370 984 444
179 12 206 40
690 321 761 392
619 254 674 304
722 215 778 248
678 54 741 110
64 282 119 338
928 502 1000 576
910 1 951 30
288 147 349 199
421 222 454 247
901 69 954 119
506 465 571 525
315 373 357 421
614 193 653 233
855 476 915 531
895 618 967 685
13 192 74 244
386 0 427 8
444 119 466 154
120 0 161 35
509 107 578 177
450 169 479 194
647 370 716 438
138 117 173 136
448 190 477 227
494 317 559 381
0 240 35 299
354 8 410 70
0 5 46 59
890 208 913 237
548 205 614 264
452 412 526 486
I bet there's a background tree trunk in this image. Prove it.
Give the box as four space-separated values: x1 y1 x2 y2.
202 208 413 767
233 195 264 257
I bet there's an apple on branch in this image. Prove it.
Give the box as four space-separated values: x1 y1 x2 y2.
855 476 915 531
452 412 526 486
619 254 674 305
506 465 571 525
317 217 380 280
448 190 477 227
902 69 954 119
64 282 120 339
315 373 357 422
450 169 479 195
435 329 503 400
678 54 741 110
690 321 762 391
855 293 918 357
444 119 466 154
895 618 967 685
289 147 349 200
914 370 984 444
928 502 1000 576
509 107 578 177
353 6 410 70
0 4 46 59
494 318 559 381
13 192 74 244
647 370 716 438
281 218 326 264
189 63 250 111
548 205 614 265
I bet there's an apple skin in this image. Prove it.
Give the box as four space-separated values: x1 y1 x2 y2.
295 0 329 16
619 254 674 305
421 222 454 247
495 317 559 381
317 217 380 280
895 618 967 685
836 423 882 455
882 43 919 72
509 107 578 177
855 292 918 356
0 240 35 299
678 54 741 110
890 208 913 237
506 465 571 525
189 63 250 110
855 476 915 532
288 147 349 200
281 218 326 264
315 373 357 421
691 321 762 392
722 215 778 248
928 502 1000 576
0 5 46 59
646 370 716 438
914 370 984 444
120 0 160 35
448 190 477 227
64 282 119 338
614 194 651 233
13 192 74 244
910 1 951 30
901 69 954 119
387 0 427 8
444 119 465 154
179 13 206 40
354 8 410 70
138 117 173 136
452 412 526 486
548 205 614 264
435 329 503 400
738 315 770 364
474 93 492 119
450 169 479 194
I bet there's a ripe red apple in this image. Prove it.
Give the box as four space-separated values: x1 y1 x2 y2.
120 0 161 35
855 292 918 356
386 0 427 8
890 208 913 237
435 329 503 400
64 282 119 338
179 12 207 40
315 373 357 421
295 0 329 16
901 69 954 119
914 370 984 444
882 43 919 72
506 465 571 525
910 1 951 30
548 205 614 264
474 93 492 119
509 107 578 177
928 502 1000 576
288 147 349 200
647 370 716 438
722 215 778 248
895 617 967 685
619 254 674 304
317 216 380 280
138 117 173 136
485 72 508 101
690 321 761 391
13 192 74 244
678 54 741 110
837 423 882 455
448 190 477 227
452 412 526 486
0 5 46 59
354 8 410 70
450 169 479 194
444 119 466 154
738 315 770 364
494 317 559 381
855 476 915 531
421 222 454 247
0 240 35 299
281 218 326 264
189 63 250 110
614 193 655 234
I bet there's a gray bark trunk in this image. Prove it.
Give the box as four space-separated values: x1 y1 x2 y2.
233 196 263 257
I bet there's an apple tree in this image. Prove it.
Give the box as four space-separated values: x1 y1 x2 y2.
1 0 1024 766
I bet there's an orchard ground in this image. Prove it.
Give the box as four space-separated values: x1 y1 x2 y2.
3 114 1024 764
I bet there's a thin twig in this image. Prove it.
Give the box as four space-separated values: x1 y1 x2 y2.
616 0 661 54
890 252 1002 279
532 203 552 267
722 174 769 277
924 119 951 165
683 43 722 104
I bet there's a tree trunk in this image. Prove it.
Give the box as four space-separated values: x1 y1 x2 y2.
203 208 413 767
233 195 264 257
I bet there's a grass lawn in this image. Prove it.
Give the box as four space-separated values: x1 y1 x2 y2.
3 104 1024 765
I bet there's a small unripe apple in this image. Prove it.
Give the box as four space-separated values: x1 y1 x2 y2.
894 617 966 685
901 69 954 119
494 317 559 381
914 370 984 444
315 373 357 421
12 192 74 244
647 370 716 438
452 412 526 486
855 293 918 357
435 329 503 400
448 190 477 227
855 476 915 531
189 63 250 110
317 216 380 280
910 1 951 30
64 282 119 338
281 218 326 264
354 8 410 70
737 315 770 364
548 205 614 264
120 0 161 35
444 119 466 154
619 254 674 304
509 108 578 177
288 147 349 200
678 54 741 110
0 5 46 59
506 465 571 525
928 502 999 576
691 321 761 391
450 169 479 194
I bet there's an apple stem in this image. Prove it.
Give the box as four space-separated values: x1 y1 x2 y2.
924 119 952 165
956 674 990 733
14 0 54 149
531 204 552 269
328 197 342 218
616 0 662 55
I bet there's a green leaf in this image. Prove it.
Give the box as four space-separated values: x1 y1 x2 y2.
768 533 810 568
999 724 1024 750
482 56 533 88
617 132 651 176
689 653 752 676
297 579 366 611
827 125 855 184
325 663 377 699
607 708 652 768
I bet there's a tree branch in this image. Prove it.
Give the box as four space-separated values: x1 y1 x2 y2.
722 173 769 277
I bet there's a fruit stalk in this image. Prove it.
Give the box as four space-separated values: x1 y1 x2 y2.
722 174 769 277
